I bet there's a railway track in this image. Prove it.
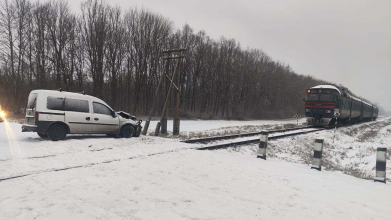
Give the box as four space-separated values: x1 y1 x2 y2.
182 126 313 144
182 122 361 151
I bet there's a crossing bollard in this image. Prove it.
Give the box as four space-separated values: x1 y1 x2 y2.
257 131 268 160
311 139 324 171
294 114 301 126
374 147 387 183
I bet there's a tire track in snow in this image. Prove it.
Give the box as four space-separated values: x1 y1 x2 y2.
0 145 199 182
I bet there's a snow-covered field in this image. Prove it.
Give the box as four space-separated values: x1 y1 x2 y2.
1 118 391 219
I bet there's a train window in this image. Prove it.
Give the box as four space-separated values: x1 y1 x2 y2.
319 94 333 101
306 94 319 101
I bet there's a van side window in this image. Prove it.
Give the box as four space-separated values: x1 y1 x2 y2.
93 102 112 115
47 97 65 111
64 98 89 113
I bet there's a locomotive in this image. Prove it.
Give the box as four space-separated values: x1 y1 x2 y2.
304 85 378 126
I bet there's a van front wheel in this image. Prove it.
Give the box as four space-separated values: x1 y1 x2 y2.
121 125 135 138
47 124 67 141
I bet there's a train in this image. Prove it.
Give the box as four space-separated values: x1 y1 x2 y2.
304 85 378 126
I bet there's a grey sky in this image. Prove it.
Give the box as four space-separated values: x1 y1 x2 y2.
67 0 391 110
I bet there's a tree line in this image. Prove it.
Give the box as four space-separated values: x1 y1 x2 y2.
0 0 326 119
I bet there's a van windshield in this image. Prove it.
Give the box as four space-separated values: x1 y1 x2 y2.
27 93 38 109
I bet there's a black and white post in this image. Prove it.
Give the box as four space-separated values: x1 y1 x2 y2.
333 112 340 144
374 147 387 183
311 139 324 171
257 131 269 160
294 114 301 126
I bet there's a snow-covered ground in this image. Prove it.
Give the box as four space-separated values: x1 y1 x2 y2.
223 118 391 181
0 121 195 179
1 118 391 219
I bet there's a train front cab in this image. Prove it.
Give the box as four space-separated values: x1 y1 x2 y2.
305 88 340 126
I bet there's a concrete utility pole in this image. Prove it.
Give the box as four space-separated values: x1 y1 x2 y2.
142 49 186 136
160 57 170 135
142 49 185 136
141 60 169 135
173 55 181 135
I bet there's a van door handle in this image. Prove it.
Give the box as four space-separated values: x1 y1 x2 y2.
94 118 99 121
86 117 90 121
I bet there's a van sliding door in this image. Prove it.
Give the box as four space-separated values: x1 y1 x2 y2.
64 97 93 134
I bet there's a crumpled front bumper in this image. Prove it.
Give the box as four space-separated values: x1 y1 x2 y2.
135 120 143 137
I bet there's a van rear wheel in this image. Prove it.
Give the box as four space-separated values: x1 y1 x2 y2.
37 132 48 139
47 124 67 141
121 125 135 138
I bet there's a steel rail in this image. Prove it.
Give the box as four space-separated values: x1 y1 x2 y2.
196 128 324 150
182 126 312 144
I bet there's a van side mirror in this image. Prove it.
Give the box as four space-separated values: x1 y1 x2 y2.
112 111 117 118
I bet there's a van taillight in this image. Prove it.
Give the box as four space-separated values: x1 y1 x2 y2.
35 111 39 121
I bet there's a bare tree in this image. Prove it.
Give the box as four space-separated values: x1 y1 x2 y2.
0 0 335 119
81 0 108 98
47 0 75 90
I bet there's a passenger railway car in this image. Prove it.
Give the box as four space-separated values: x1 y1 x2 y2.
305 85 378 126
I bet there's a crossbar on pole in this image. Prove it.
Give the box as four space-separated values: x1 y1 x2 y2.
165 74 179 91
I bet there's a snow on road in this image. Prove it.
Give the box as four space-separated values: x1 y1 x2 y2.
0 120 194 180
1 119 391 220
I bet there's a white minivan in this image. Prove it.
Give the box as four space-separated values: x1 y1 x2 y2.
22 90 142 141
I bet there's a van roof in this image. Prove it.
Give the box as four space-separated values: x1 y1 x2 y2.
30 90 111 108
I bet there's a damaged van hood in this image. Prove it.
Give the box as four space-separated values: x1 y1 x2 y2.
116 111 137 121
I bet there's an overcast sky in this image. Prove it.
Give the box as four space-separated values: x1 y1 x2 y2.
67 0 391 110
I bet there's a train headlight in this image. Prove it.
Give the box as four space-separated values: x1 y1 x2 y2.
306 109 311 112
0 111 5 118
325 110 331 113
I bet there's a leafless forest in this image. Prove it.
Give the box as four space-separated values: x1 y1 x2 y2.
0 0 326 119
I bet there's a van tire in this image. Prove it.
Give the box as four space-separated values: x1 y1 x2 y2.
37 132 48 138
47 124 67 141
121 125 135 138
